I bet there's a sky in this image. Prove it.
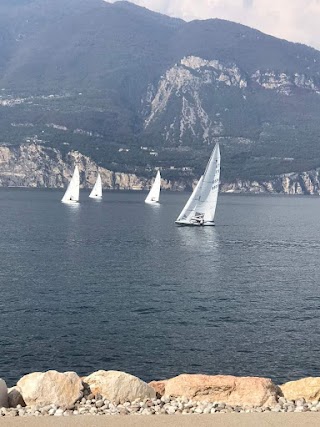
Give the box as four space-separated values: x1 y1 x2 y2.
109 0 320 50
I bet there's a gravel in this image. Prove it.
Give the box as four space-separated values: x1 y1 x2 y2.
1 394 320 416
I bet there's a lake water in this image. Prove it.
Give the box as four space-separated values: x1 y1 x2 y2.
1 189 320 386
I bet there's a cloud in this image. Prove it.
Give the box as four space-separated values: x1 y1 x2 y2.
109 0 320 50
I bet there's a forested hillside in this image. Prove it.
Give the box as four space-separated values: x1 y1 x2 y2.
0 0 320 189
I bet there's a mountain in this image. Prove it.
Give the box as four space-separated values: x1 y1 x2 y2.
0 0 320 192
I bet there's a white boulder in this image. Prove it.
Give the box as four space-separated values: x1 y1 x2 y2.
84 370 156 403
17 370 83 407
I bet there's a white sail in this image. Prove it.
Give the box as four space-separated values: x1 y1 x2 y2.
89 173 102 199
61 166 80 204
175 175 204 222
145 170 161 204
175 144 220 226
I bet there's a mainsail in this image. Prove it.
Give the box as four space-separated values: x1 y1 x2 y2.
89 173 102 199
175 144 220 226
145 170 161 204
61 166 80 204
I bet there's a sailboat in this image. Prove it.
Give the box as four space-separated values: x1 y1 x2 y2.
61 165 80 204
175 143 220 226
145 170 161 204
89 173 102 199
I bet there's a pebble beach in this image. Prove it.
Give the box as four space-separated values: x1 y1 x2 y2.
2 369 320 421
2 395 320 418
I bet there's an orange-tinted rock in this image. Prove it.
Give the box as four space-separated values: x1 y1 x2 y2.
164 374 278 406
148 380 168 397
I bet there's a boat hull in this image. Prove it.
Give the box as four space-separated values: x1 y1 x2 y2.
61 199 79 204
145 200 159 205
175 220 215 227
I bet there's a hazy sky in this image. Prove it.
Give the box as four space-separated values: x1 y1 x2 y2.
109 0 320 50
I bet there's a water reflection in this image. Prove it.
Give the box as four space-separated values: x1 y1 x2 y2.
176 225 220 250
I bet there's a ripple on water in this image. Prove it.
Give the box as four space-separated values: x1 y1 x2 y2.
1 191 320 385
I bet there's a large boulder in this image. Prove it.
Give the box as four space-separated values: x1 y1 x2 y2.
280 377 320 401
84 370 156 403
17 370 83 407
164 374 278 406
0 379 8 408
7 387 25 408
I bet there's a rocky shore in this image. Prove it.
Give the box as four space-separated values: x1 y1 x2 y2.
1 371 320 417
0 143 320 194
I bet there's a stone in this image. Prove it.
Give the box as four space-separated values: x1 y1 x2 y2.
160 395 170 403
17 370 83 407
9 409 18 417
278 396 287 405
148 380 168 397
294 406 306 412
83 370 156 404
164 374 278 406
280 378 320 402
95 399 104 408
7 387 25 408
0 378 8 408
166 406 176 414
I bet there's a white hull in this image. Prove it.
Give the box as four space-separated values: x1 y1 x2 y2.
145 200 159 205
89 195 102 199
61 200 78 205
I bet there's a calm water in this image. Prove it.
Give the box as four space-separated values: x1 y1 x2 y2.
1 189 320 386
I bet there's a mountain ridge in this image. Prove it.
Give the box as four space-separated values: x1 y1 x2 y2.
0 0 319 192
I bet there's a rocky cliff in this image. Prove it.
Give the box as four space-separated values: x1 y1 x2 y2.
0 144 142 190
0 143 183 191
143 55 320 145
0 143 319 195
144 56 247 144
221 170 320 195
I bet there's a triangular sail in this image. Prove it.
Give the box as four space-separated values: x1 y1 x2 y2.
176 175 204 222
145 170 161 204
89 173 102 199
175 144 220 225
61 166 80 203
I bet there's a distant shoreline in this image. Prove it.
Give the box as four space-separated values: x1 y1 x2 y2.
1 186 319 196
